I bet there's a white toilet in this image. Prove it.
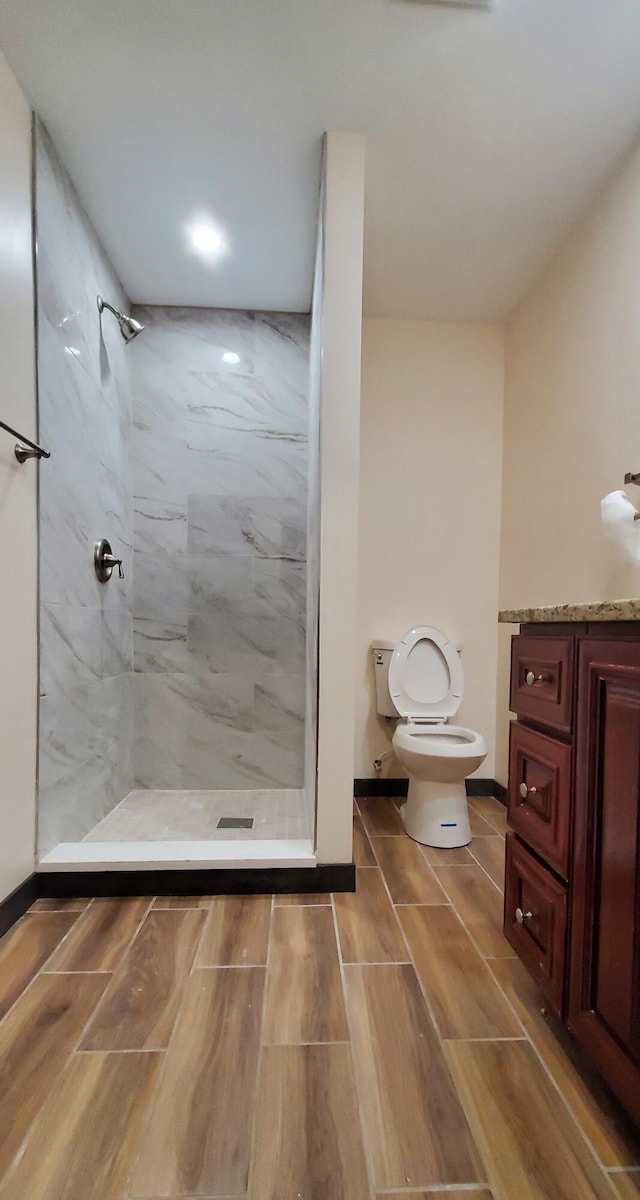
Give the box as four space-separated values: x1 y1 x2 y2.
372 626 486 848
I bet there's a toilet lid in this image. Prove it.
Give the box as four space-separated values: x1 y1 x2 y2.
388 626 464 719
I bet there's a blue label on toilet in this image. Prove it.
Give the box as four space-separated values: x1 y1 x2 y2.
440 822 457 827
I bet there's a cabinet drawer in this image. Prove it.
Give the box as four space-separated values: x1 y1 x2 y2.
508 722 571 879
504 833 567 1016
510 634 575 734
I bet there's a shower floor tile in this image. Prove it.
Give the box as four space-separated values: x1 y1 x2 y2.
82 788 311 843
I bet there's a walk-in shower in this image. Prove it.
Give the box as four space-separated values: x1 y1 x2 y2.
35 119 318 869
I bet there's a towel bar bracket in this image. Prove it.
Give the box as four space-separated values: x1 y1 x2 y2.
0 418 50 463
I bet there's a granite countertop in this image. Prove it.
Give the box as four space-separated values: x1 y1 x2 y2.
499 598 640 624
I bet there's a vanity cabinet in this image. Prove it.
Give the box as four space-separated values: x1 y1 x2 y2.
505 623 640 1127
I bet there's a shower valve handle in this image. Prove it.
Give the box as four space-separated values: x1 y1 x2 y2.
94 539 125 582
103 554 125 579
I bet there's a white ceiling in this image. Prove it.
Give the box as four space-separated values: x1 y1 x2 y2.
1 0 640 318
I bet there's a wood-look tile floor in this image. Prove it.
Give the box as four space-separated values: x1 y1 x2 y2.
1 794 639 1200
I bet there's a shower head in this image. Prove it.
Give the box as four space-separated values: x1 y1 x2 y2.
97 296 145 343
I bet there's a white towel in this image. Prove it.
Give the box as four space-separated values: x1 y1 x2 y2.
601 490 640 565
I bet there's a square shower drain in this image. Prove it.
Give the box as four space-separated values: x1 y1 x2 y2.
217 816 255 830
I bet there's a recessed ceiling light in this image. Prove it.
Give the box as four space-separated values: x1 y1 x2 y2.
222 351 240 365
183 212 227 263
191 224 222 254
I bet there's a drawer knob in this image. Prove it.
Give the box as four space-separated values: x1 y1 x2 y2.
515 907 533 925
519 782 537 799
525 670 544 686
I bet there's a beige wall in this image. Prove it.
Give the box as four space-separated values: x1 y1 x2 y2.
0 51 37 901
497 136 640 783
356 319 505 781
315 133 366 862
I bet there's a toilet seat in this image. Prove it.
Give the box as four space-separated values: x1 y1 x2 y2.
389 625 463 720
393 721 484 760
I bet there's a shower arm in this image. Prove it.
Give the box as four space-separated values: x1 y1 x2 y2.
97 297 120 319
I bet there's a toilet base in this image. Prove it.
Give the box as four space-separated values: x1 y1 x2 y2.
400 778 471 848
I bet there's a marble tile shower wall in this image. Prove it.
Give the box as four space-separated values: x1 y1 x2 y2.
130 306 310 791
36 121 134 854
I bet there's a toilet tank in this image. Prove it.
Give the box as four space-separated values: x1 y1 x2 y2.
371 640 398 717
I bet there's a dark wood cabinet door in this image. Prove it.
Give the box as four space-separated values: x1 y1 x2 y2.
510 634 575 734
569 638 640 1126
508 721 572 879
504 833 567 1017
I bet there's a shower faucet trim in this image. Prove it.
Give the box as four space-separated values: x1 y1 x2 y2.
94 538 125 582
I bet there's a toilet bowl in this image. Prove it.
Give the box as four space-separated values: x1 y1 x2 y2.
372 627 487 848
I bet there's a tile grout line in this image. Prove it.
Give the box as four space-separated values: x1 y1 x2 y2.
39 968 114 975
608 1175 636 1200
433 856 505 901
469 832 506 840
369 833 452 907
607 1169 640 1200
41 895 155 977
359 829 405 839
335 863 411 967
427 863 511 965
18 905 91 916
376 1186 494 1195
63 896 155 1064
330 890 377 1200
410 897 528 1044
193 962 269 969
371 867 451 1046
372 855 507 1199
442 1036 526 1043
75 1046 162 1054
373 815 547 1200
120 894 217 1199
415 825 507 896
4 854 634 1196
355 857 481 1187
244 894 276 1199
607 1166 640 1200
78 904 206 1055
466 831 507 894
190 893 216 974
0 900 99 1033
340 864 493 1196
82 898 214 1195
428 840 625 1190
479 975 625 1180
467 794 509 835
0 917 158 1195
